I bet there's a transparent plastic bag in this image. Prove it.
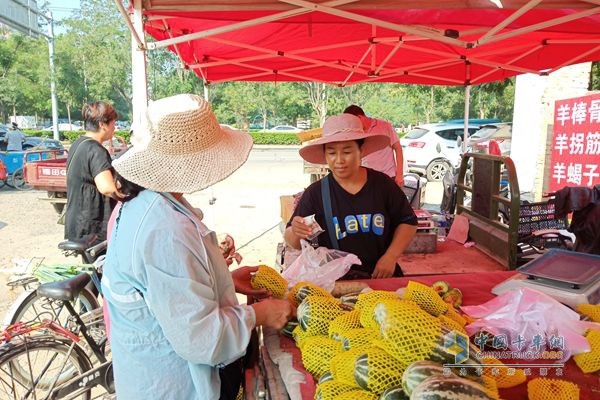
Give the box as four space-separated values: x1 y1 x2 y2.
282 240 360 292
462 287 599 361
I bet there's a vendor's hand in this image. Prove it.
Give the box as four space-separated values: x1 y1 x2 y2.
371 254 397 279
251 299 295 329
231 266 269 298
290 216 312 240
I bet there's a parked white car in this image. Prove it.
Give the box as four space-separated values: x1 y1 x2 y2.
43 123 83 131
468 123 512 156
267 125 303 133
400 123 480 181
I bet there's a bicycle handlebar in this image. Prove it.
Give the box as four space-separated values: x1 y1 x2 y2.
88 240 108 258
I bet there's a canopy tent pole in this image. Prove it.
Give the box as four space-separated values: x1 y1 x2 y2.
130 0 148 128
463 84 471 153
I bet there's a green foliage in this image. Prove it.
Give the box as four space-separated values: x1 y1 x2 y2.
249 132 301 145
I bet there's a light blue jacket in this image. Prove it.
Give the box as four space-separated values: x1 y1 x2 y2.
102 190 255 399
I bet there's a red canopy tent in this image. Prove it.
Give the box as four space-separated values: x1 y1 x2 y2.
116 0 600 87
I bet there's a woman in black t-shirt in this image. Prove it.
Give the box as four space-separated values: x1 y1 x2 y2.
285 114 418 279
64 101 122 242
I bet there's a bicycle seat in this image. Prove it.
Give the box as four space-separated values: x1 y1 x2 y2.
37 272 91 301
59 234 98 252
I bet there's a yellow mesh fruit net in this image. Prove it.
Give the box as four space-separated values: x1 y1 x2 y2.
527 378 580 400
444 306 467 327
481 356 526 388
329 309 362 341
404 281 449 316
479 376 500 400
301 336 341 378
355 291 400 328
330 348 363 387
439 314 467 335
298 295 345 336
314 380 355 400
288 281 332 307
250 265 288 299
352 347 406 395
373 300 443 365
340 328 380 351
333 389 379 400
292 325 311 349
576 303 600 322
573 329 600 373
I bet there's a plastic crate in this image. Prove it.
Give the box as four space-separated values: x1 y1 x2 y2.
517 201 567 237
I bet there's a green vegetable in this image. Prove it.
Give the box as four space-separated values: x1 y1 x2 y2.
431 281 450 296
442 288 463 308
32 263 95 284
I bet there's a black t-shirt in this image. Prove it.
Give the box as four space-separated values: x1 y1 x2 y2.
64 136 115 242
288 168 417 276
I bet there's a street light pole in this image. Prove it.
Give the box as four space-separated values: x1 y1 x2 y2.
45 11 59 141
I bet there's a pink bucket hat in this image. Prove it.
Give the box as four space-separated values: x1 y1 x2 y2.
299 113 390 164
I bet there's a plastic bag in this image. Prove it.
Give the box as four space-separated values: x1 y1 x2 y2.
462 287 599 361
282 240 360 292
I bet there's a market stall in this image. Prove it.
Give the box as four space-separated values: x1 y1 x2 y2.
247 271 600 399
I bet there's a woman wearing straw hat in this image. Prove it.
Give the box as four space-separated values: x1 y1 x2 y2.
102 94 293 400
284 114 418 279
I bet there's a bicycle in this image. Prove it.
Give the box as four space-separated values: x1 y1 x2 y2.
0 272 114 399
3 235 107 329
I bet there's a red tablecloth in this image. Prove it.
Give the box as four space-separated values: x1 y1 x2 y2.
280 271 600 400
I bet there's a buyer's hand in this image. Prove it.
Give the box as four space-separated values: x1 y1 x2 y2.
290 216 312 240
395 176 404 187
371 253 397 279
218 234 242 266
231 266 269 298
251 299 295 330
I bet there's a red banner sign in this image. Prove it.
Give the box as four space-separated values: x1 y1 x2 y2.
550 93 600 192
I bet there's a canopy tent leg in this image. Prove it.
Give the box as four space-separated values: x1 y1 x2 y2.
463 84 471 152
130 0 148 128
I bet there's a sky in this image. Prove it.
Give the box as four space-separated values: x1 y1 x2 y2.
46 0 80 21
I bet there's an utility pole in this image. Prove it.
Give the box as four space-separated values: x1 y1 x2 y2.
44 11 59 141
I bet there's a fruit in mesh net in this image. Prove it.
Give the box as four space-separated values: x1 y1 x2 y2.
301 336 341 378
298 295 344 335
314 380 355 400
527 378 580 400
356 291 403 328
250 265 288 298
442 288 463 308
401 360 451 396
329 310 362 341
379 385 409 399
411 375 496 399
340 328 380 351
353 347 406 395
374 301 483 372
288 281 333 307
404 281 449 316
334 389 379 400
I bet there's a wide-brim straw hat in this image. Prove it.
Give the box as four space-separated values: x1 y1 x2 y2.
299 114 390 164
113 94 252 193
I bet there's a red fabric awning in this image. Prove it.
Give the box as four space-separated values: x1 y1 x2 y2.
127 1 600 86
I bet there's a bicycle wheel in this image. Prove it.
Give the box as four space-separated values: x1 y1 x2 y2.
0 335 93 399
3 287 100 328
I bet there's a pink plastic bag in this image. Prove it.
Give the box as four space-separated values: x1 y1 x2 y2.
462 287 599 361
282 240 360 292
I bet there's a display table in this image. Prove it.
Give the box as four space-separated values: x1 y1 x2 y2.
270 271 599 400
